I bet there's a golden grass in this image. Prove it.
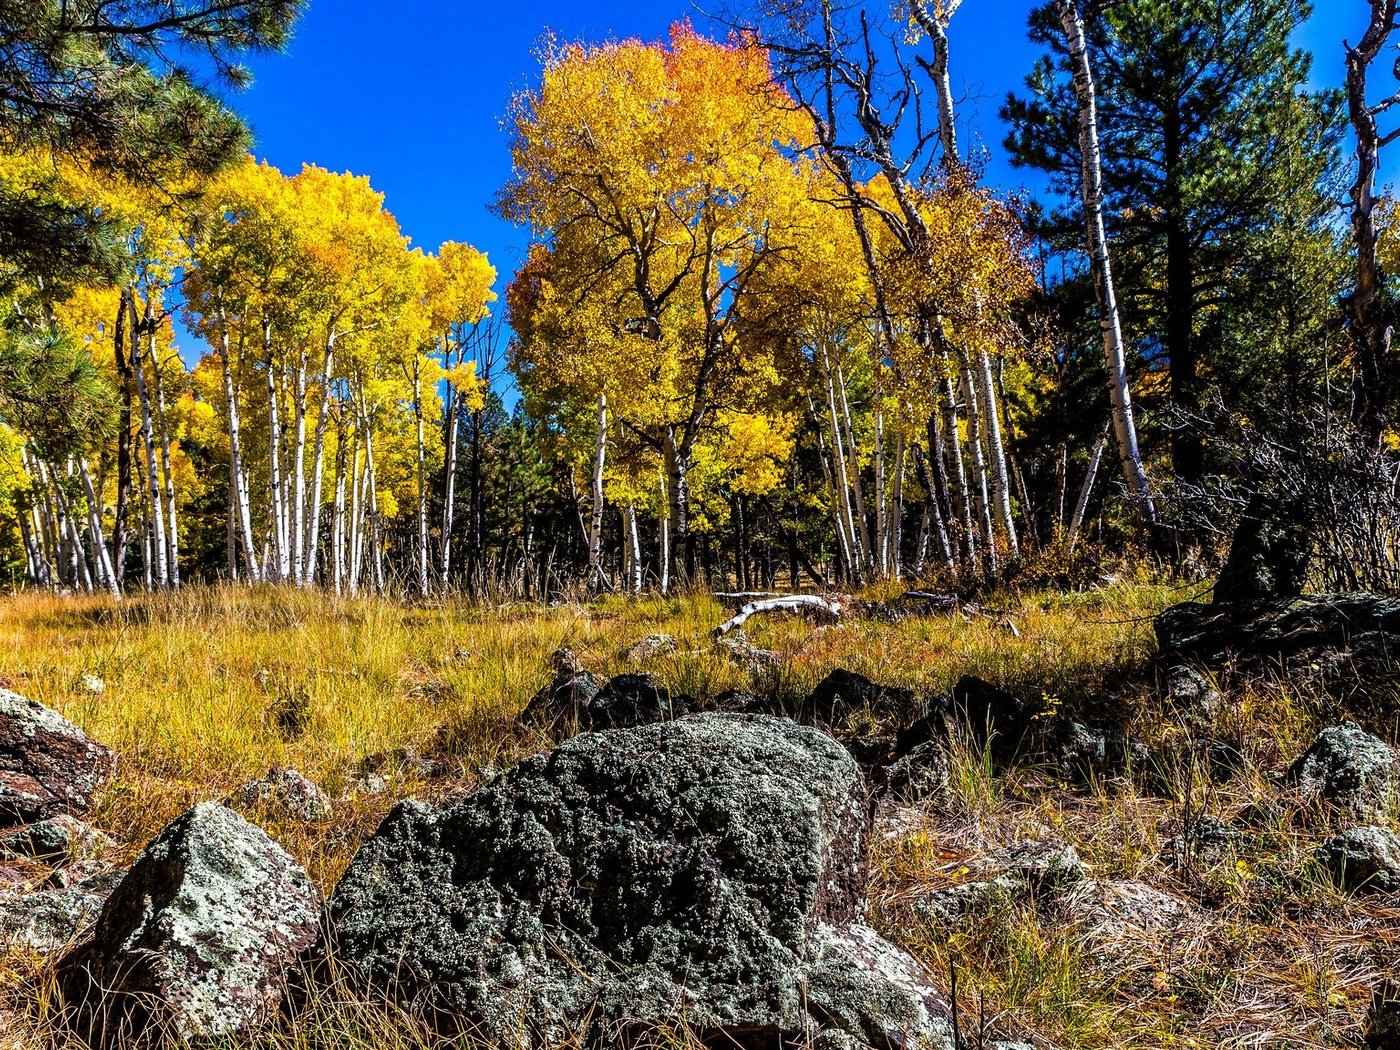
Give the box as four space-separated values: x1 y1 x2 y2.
0 579 1391 1049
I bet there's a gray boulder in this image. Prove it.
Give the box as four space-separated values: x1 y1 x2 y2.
227 766 331 821
1367 979 1400 1049
0 690 115 826
1316 826 1400 894
322 714 957 1049
58 802 320 1045
1287 723 1400 818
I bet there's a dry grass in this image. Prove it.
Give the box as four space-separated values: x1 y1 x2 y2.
0 578 1392 1049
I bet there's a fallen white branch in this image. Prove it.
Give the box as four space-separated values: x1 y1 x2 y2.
713 594 843 637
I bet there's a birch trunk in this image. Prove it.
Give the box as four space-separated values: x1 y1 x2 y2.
1057 0 1156 524
262 319 289 580
1070 420 1111 547
957 350 998 574
303 334 337 586
976 346 1019 555
130 297 168 588
411 357 429 599
218 318 260 583
625 502 643 594
79 459 120 599
148 330 180 587
439 333 460 592
587 393 608 593
290 349 308 585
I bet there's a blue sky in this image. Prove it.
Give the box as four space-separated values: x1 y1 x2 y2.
184 1 1373 367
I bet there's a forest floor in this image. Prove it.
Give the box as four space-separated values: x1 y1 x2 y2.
0 579 1393 1049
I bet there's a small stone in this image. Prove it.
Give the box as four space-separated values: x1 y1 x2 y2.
1366 978 1400 1049
1316 826 1400 894
585 672 685 730
714 630 780 675
1163 664 1224 723
1163 814 1240 867
549 647 583 675
0 815 112 862
77 675 105 697
623 633 677 661
227 766 332 821
519 669 603 735
0 690 116 826
345 771 388 797
875 741 950 804
967 838 1088 896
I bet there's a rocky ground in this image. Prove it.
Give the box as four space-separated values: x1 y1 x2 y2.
0 584 1398 1048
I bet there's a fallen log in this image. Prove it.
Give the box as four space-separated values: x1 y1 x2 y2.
713 594 844 637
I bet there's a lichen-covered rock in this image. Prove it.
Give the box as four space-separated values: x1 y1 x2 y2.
58 802 320 1045
1163 814 1240 867
807 669 918 727
0 690 115 826
1162 664 1225 724
1287 723 1400 818
0 885 105 953
1367 979 1400 1049
1057 878 1198 943
322 714 956 1049
227 767 331 821
874 741 949 804
714 630 780 675
1316 826 1400 894
585 671 686 730
0 814 112 863
1040 719 1151 784
1155 594 1400 686
914 838 1087 932
622 633 677 661
519 668 602 735
946 675 1044 760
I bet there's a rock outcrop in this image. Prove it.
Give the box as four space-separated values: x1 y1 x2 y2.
0 690 115 826
58 802 320 1045
323 714 957 1049
1155 594 1400 686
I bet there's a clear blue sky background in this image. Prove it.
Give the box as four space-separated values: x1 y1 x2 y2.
183 1 1372 370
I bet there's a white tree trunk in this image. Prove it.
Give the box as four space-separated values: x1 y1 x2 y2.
303 334 337 586
587 393 609 592
262 319 288 580
439 332 460 592
1069 420 1110 548
148 332 180 588
79 458 120 599
215 313 260 583
130 296 168 588
976 346 1019 555
1058 0 1156 524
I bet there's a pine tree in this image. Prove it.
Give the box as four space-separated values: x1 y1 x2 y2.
1004 0 1343 485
